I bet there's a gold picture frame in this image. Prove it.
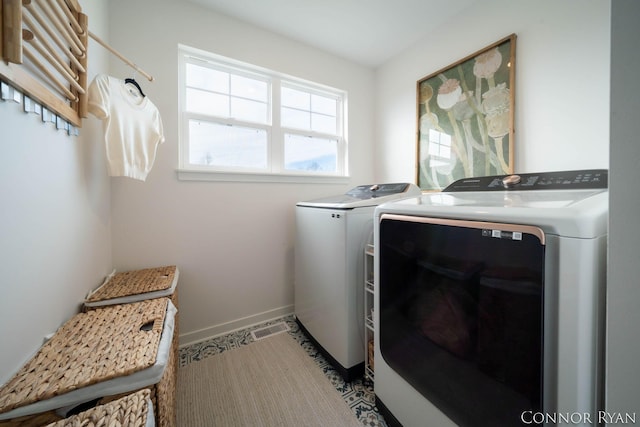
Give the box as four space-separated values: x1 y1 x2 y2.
416 34 516 191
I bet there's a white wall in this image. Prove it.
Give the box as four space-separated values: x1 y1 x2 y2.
374 0 610 182
105 0 611 345
0 1 111 384
607 0 640 418
105 0 375 344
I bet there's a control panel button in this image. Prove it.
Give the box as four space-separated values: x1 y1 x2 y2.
502 174 522 188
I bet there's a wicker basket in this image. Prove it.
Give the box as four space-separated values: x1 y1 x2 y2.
96 334 176 427
83 266 179 361
83 266 179 427
0 411 61 426
82 266 179 427
155 333 176 427
0 299 171 425
85 266 178 308
46 389 153 427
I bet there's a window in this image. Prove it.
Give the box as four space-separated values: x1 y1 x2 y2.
427 129 452 167
178 46 347 181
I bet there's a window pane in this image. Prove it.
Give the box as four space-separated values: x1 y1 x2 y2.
186 88 229 116
189 120 267 169
282 107 310 130
282 87 310 110
312 94 336 116
231 75 268 102
186 63 228 93
284 133 337 172
311 113 336 134
282 87 338 134
231 97 268 123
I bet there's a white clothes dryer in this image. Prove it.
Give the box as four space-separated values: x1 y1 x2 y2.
295 183 421 381
373 170 608 427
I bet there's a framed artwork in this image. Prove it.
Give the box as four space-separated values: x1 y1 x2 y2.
416 34 516 191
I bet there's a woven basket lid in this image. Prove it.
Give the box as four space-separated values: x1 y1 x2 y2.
0 299 168 415
45 389 151 427
86 265 177 303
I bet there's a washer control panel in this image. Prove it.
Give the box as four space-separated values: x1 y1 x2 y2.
345 183 413 199
443 169 608 192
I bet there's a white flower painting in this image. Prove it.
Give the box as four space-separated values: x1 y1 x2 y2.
417 35 516 191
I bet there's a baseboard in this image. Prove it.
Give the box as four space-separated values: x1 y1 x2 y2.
178 304 294 348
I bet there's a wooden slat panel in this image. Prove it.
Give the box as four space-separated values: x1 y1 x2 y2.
64 0 81 14
2 0 22 63
0 0 85 127
0 61 82 127
75 12 88 118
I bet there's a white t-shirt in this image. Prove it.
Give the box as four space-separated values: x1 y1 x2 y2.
88 74 165 181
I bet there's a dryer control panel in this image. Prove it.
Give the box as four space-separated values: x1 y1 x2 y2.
443 169 608 192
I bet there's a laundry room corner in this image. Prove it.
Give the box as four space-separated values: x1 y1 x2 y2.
105 0 377 344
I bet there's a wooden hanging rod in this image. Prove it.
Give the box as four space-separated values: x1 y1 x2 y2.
88 31 154 82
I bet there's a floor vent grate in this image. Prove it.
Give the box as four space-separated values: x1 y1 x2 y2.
250 322 290 341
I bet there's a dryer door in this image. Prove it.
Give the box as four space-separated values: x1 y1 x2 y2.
378 214 545 427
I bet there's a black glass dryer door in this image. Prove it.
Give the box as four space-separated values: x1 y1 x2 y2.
379 214 545 427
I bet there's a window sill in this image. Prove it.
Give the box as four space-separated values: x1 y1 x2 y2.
176 169 350 184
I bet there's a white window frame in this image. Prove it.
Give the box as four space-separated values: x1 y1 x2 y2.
177 45 349 183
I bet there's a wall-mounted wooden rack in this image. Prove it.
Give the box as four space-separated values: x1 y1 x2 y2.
1 0 88 127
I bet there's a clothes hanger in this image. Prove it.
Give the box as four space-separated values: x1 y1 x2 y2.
124 74 146 97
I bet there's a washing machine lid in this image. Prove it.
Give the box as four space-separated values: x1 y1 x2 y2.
376 170 608 238
297 183 422 209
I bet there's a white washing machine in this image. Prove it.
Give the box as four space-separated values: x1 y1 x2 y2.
295 183 421 381
373 170 608 427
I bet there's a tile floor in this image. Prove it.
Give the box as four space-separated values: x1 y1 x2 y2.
179 314 388 427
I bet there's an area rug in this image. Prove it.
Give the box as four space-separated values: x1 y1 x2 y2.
177 332 363 426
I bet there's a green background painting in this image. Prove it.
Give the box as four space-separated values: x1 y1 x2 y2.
417 35 516 191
